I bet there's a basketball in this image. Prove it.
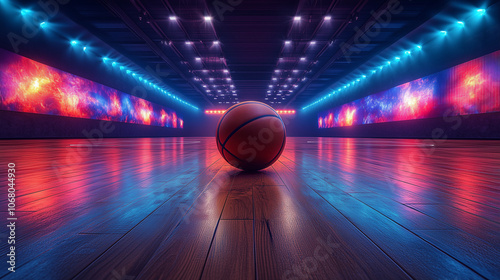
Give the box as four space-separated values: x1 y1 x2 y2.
216 101 286 171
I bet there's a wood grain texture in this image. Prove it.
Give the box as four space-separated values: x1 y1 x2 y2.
0 137 497 280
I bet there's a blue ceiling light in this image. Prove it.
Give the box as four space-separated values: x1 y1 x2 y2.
102 57 109 63
362 75 366 78
395 56 400 61
386 61 391 65
83 46 87 52
39 22 47 29
372 70 377 73
20 9 31 16
457 21 465 26
405 50 411 55
440 30 447 36
70 40 78 46
476 9 486 15
416 45 422 50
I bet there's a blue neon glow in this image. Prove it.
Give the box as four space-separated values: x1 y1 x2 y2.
302 6 489 112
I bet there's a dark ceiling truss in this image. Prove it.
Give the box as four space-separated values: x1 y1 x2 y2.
287 0 450 108
127 0 238 106
265 0 369 105
59 0 451 110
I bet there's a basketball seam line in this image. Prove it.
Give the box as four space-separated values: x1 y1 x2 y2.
222 114 279 147
216 102 282 166
219 115 280 165
216 101 268 142
221 115 282 169
262 124 286 167
217 102 267 163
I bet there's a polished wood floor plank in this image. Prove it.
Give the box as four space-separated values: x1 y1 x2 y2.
72 158 226 280
0 137 498 280
135 166 237 280
201 220 254 280
278 155 484 279
414 229 500 279
254 163 411 279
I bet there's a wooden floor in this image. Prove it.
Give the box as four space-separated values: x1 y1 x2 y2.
0 137 499 280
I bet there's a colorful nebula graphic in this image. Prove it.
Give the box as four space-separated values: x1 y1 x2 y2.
319 50 500 128
0 49 182 128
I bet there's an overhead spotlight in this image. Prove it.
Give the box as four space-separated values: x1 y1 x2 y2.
169 16 177 21
386 61 391 65
476 9 486 15
294 16 301 21
213 41 220 45
457 21 464 26
102 57 109 63
405 50 411 55
195 57 201 61
372 70 376 73
70 40 78 46
300 57 306 61
20 9 31 16
310 41 316 45
395 56 400 61
185 41 192 45
440 30 447 36
223 69 229 73
83 46 87 52
362 75 366 78
39 22 47 29
275 69 281 73
324 16 332 20
204 16 212 21
285 40 291 45
416 45 422 50
293 70 299 73
272 77 277 81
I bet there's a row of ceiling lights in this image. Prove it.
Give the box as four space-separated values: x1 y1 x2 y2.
15 7 199 110
302 8 488 111
265 14 335 105
165 14 238 105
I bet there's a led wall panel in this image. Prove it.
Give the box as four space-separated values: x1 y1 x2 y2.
0 49 183 128
318 50 500 128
